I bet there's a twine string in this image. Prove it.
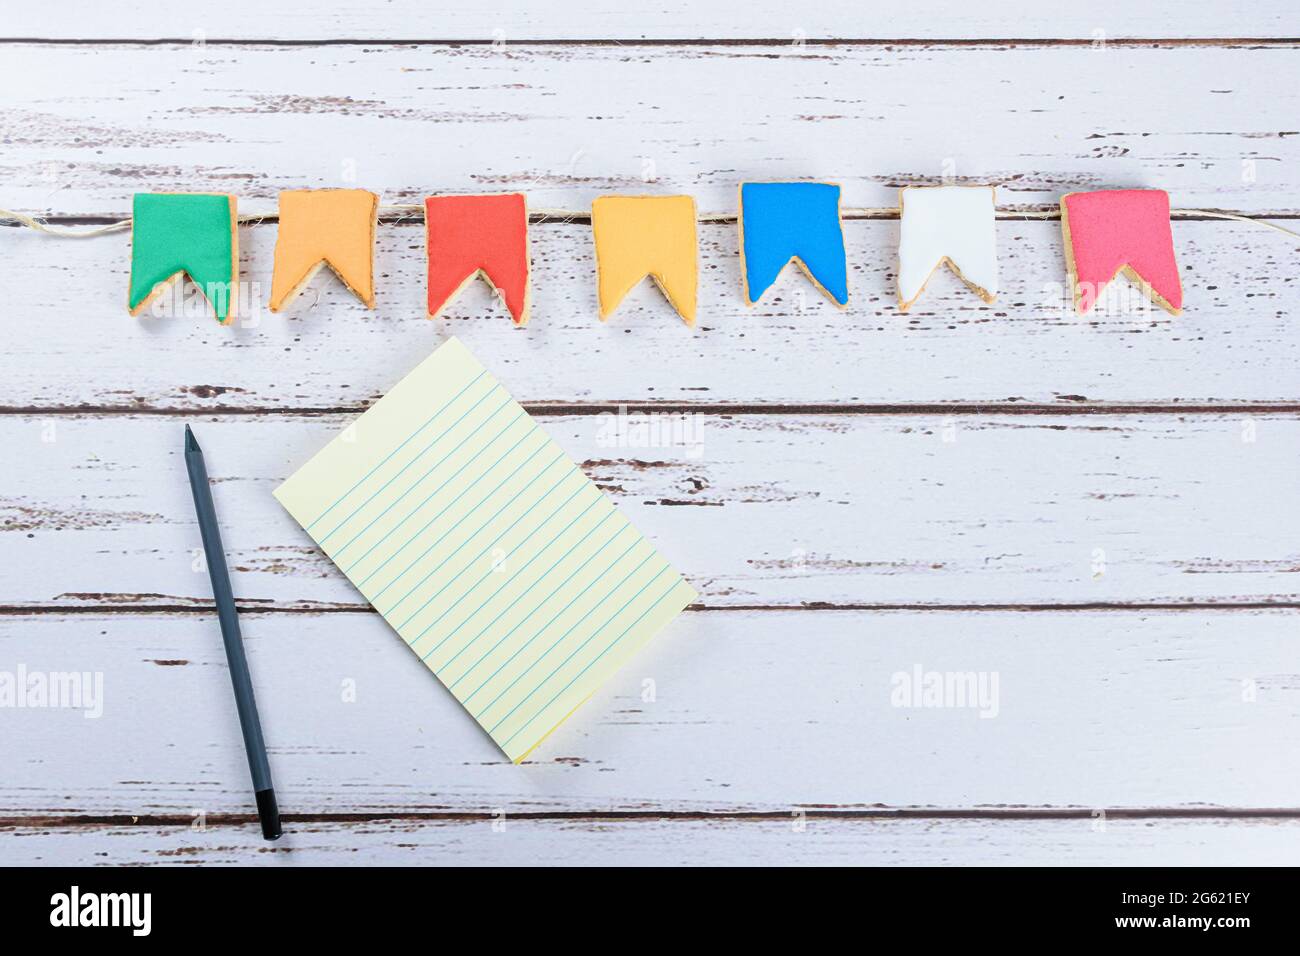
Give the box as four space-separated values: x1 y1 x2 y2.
2 204 1298 240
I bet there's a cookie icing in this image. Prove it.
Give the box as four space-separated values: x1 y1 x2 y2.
738 182 848 308
897 185 998 311
128 193 238 323
1060 189 1182 315
591 195 698 325
425 193 530 325
270 189 378 311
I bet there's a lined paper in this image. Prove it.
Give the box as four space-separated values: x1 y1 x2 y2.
274 337 697 762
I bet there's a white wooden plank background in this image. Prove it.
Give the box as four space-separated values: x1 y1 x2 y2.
6 1 1297 41
5 413 1299 608
8 818 1300 867
3 610 1297 814
5 43 1300 213
2 2 1298 865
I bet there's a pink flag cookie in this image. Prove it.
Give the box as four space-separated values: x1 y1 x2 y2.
1060 189 1182 315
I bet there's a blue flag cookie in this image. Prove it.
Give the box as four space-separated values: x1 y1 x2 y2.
738 182 848 308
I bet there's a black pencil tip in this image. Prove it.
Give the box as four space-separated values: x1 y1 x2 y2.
184 424 199 453
256 788 282 840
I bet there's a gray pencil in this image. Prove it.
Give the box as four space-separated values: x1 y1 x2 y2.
184 424 281 841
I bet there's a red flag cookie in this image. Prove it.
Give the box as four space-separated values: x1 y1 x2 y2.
425 193 531 325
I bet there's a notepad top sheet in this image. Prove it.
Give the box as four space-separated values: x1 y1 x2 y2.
274 337 696 762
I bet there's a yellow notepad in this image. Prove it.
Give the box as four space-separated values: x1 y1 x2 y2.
274 338 697 762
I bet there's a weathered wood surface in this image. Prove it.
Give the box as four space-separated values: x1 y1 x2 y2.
5 1 1298 42
5 412 1299 609
4 43 1300 215
3 4 1298 865
2 610 1296 816
3 220 1300 410
7 816 1299 867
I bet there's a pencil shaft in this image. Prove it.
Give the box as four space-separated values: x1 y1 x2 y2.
184 438 274 794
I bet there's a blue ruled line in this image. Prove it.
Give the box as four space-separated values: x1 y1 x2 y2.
427 498 608 669
318 385 506 548
458 525 634 707
478 550 655 727
405 476 588 657
344 406 524 580
442 507 616 686
392 449 566 631
375 434 546 614
499 575 681 751
304 370 486 532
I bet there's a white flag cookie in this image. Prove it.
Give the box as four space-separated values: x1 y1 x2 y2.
897 185 998 311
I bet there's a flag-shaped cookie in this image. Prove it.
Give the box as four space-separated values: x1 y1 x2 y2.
128 193 238 323
1060 189 1182 315
591 195 698 325
897 185 998 311
738 182 848 308
270 189 379 311
425 193 531 325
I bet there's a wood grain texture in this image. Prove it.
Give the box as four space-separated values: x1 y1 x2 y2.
4 412 1299 609
5 0 1298 42
1 610 1296 816
4 220 1299 409
3 43 1300 214
3 1 1297 865
7 816 1299 867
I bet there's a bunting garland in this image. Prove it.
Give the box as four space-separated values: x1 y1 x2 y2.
14 180 1283 326
270 188 378 311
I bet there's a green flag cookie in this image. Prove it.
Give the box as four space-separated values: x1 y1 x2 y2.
129 193 238 323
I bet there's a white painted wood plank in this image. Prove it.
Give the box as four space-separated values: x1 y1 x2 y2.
4 44 1299 213
6 816 1297 867
5 413 1297 608
1 609 1295 814
4 220 1298 409
6 0 1296 41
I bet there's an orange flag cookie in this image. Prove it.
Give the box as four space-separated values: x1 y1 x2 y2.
269 189 378 311
591 195 698 325
425 193 531 325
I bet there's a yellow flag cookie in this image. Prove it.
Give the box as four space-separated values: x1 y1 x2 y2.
591 195 698 325
269 189 379 311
